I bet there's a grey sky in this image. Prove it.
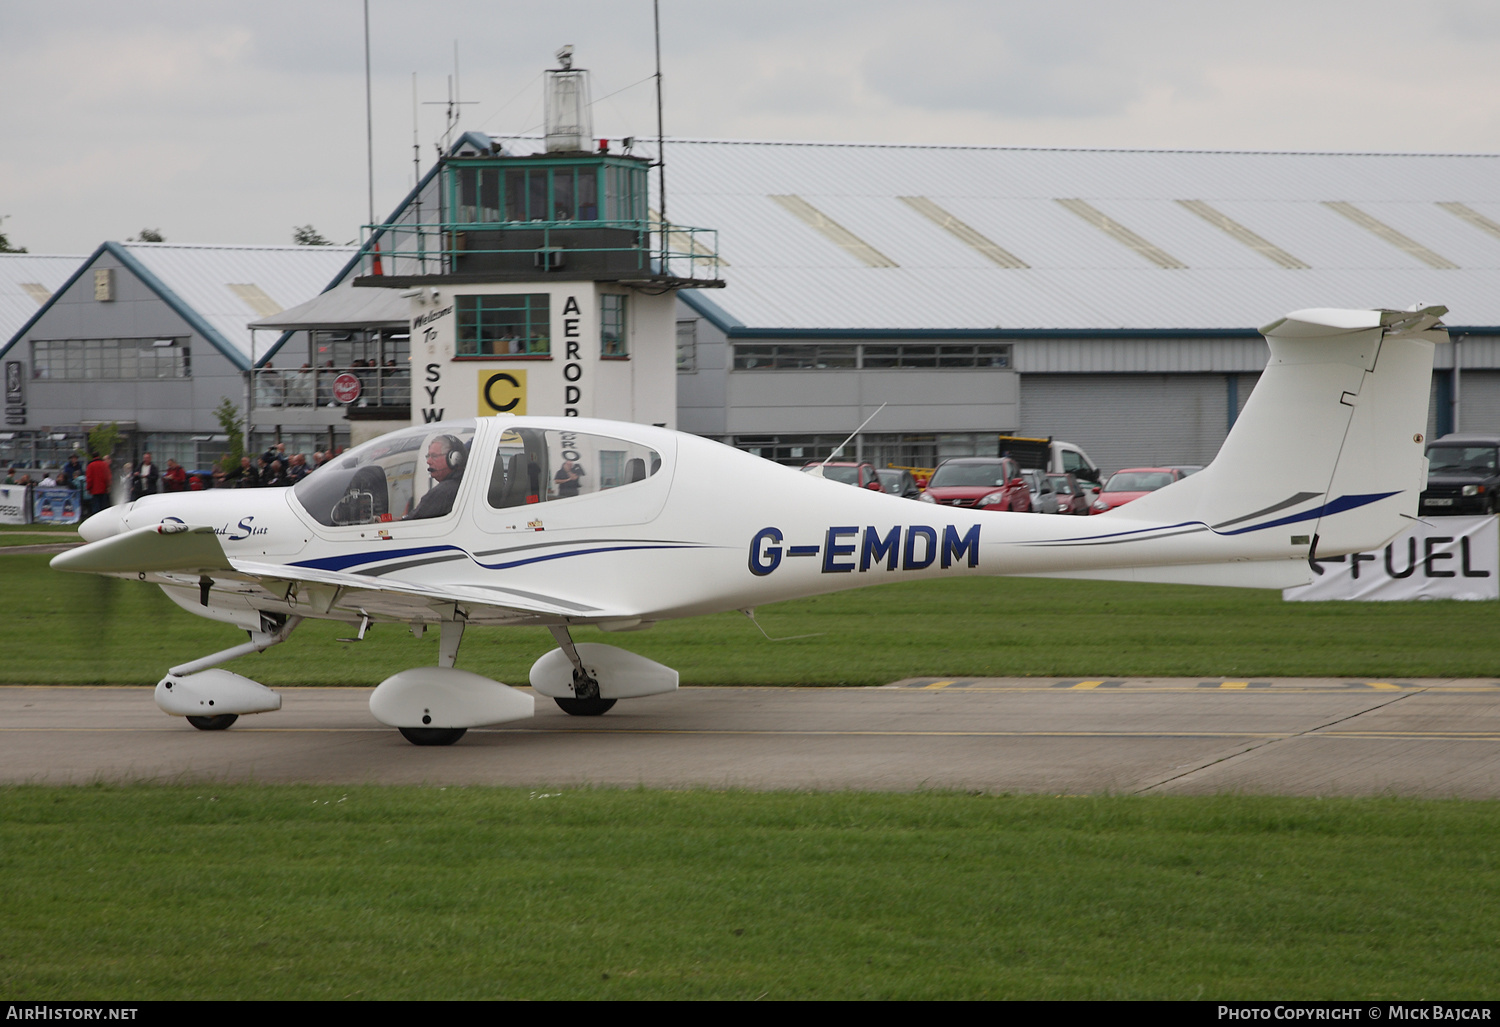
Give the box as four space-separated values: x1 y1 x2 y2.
4 0 1499 253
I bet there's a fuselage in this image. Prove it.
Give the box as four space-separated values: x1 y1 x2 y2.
75 416 1318 629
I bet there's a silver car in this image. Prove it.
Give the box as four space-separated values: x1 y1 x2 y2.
1020 469 1061 514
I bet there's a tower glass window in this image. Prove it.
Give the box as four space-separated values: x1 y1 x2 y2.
456 294 551 356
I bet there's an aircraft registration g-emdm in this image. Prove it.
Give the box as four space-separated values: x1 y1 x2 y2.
54 306 1447 744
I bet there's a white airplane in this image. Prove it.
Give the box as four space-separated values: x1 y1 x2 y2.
54 306 1447 744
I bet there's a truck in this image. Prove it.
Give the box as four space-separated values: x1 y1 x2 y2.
997 435 1103 489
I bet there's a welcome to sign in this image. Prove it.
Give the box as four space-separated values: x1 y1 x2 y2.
1284 516 1498 602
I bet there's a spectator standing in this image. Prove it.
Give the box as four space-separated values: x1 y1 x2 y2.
286 453 309 483
235 456 261 489
85 453 111 516
131 452 159 500
163 459 188 492
60 454 84 489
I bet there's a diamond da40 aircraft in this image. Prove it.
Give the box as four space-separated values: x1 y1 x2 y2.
54 306 1447 744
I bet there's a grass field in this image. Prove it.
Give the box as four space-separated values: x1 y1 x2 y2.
2 786 1497 1000
4 552 1499 685
7 552 1499 1000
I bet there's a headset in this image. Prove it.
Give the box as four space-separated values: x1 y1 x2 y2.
432 434 466 470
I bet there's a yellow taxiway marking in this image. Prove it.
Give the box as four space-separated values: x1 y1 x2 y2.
921 680 954 690
1071 681 1104 689
1221 682 1248 689
1367 682 1400 690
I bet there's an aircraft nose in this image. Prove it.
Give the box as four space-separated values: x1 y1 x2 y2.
78 505 127 542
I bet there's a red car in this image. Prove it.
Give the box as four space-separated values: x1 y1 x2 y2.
1090 467 1183 514
801 461 885 491
919 456 1031 512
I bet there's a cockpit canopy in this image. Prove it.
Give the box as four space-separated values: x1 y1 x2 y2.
292 420 663 527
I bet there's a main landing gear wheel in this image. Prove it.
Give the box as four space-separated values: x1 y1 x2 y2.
554 697 617 716
398 726 467 746
186 714 239 731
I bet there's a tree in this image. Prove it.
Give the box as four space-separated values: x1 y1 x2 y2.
213 398 244 474
87 422 121 459
292 224 332 246
128 229 165 242
0 230 25 253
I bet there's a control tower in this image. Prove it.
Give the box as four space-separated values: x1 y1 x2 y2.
355 47 722 429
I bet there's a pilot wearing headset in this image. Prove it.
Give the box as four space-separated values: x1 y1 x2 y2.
406 434 467 519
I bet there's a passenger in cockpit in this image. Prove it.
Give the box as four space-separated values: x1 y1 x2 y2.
407 435 467 519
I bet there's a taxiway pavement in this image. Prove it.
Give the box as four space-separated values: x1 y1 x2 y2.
3 678 1498 796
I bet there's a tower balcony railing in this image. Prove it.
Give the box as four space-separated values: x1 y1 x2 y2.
251 366 411 411
357 218 723 285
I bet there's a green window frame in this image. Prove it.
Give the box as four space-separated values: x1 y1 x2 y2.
600 294 627 357
450 164 607 225
456 295 551 357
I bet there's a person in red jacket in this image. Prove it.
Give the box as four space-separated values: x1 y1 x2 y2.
162 459 188 492
85 453 112 517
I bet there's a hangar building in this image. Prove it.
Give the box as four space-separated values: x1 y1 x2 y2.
650 140 1500 473
7 138 1500 480
0 242 363 470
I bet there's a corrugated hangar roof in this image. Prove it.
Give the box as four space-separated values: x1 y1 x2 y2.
539 137 1500 332
0 253 85 349
117 242 359 363
1 242 360 369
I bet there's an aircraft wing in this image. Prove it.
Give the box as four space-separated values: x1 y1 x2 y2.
53 523 622 626
227 558 616 624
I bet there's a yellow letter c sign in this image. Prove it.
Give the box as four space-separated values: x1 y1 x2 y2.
479 369 526 415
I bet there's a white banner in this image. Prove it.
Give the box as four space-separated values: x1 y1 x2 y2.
0 484 27 524
1284 515 1498 602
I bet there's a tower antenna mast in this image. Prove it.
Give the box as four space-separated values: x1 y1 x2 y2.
654 0 667 263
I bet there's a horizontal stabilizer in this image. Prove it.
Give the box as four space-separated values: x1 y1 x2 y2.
50 524 231 575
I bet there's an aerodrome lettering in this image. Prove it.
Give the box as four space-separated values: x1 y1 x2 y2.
562 295 582 416
750 524 981 577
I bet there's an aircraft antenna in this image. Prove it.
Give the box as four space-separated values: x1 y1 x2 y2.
820 402 887 469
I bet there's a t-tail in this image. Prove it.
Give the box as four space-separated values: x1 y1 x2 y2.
1038 306 1447 588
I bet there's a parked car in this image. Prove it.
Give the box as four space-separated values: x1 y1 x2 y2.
1020 469 1061 514
801 461 884 491
876 467 922 499
1165 464 1204 478
1090 467 1183 514
1045 472 1093 515
1420 433 1500 515
920 456 1031 512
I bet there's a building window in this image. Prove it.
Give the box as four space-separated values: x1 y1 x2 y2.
863 343 1011 369
456 294 551 356
730 432 1002 469
601 295 627 357
452 164 606 224
731 342 1011 370
676 319 698 372
732 344 857 370
30 339 191 380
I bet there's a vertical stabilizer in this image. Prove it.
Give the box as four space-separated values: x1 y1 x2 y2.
1117 306 1445 559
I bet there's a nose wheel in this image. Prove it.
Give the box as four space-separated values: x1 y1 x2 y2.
186 714 239 731
398 726 468 746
